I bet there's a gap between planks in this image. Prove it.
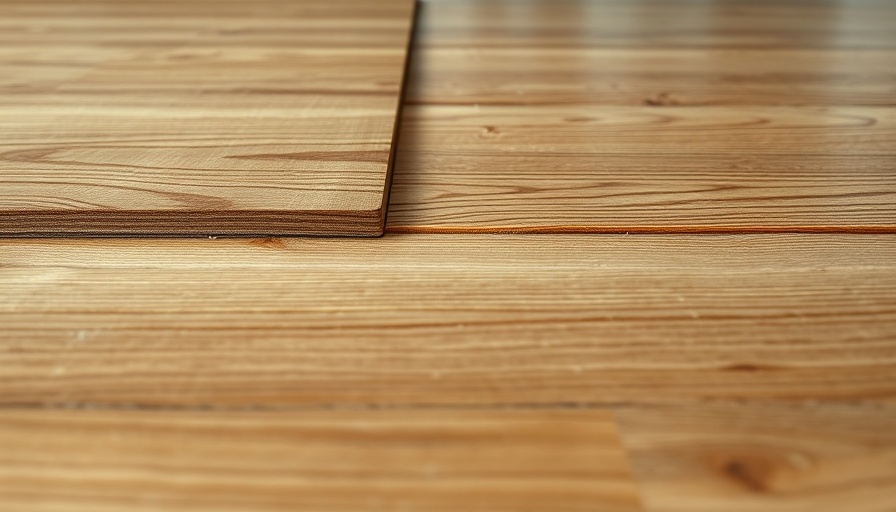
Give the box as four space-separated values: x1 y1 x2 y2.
384 225 896 234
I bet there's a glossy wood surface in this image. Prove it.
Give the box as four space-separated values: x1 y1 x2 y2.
616 404 896 512
0 0 416 236
0 408 641 511
386 0 896 233
2 234 895 407
2 0 896 510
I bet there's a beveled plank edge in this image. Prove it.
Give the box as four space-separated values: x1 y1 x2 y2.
379 0 420 237
0 208 386 237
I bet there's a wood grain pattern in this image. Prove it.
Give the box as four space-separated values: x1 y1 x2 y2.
615 404 896 512
2 234 894 407
409 49 896 107
0 0 416 236
386 0 896 232
389 105 896 232
2 1 896 509
413 0 896 51
0 408 642 511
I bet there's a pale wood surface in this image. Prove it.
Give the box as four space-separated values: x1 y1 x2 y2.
412 0 896 51
616 404 896 512
386 0 896 232
0 0 416 236
2 234 894 407
0 408 642 511
3 0 896 510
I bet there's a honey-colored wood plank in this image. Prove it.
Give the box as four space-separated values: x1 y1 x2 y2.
410 48 896 107
411 2 896 106
0 0 416 236
415 0 896 51
0 408 641 512
615 403 896 512
2 234 894 407
387 0 896 232
389 105 896 232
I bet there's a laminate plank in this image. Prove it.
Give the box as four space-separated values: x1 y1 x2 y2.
2 234 894 407
0 0 416 236
387 0 896 232
408 49 896 107
615 403 896 512
388 105 896 232
0 408 641 511
417 0 896 51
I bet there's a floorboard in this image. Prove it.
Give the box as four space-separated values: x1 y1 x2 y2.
0 0 416 236
386 0 896 233
615 403 896 512
0 407 641 512
2 234 893 407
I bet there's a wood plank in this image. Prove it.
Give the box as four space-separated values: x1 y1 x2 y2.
409 49 896 107
615 403 896 512
416 0 896 51
2 234 894 407
0 408 641 512
389 105 896 232
0 0 416 236
411 0 896 106
387 0 896 232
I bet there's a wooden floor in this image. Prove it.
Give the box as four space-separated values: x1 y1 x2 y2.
1 0 895 510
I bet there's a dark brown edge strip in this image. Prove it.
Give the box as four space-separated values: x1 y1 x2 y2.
377 0 422 238
0 209 383 238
